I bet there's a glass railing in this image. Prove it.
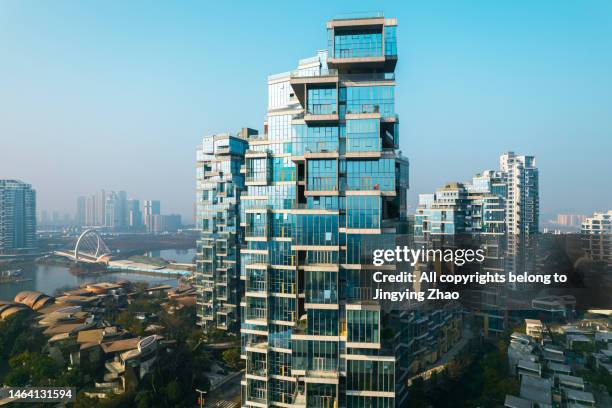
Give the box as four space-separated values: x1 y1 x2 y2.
345 103 394 117
247 360 267 377
246 280 267 292
246 174 268 183
346 177 394 191
246 225 267 238
293 140 339 156
306 104 337 115
291 69 338 78
246 308 267 320
341 72 395 81
308 177 338 191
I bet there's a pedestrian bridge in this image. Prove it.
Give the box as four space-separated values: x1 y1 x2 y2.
54 229 112 264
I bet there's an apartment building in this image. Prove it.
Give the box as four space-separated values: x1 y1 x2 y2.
239 13 418 408
581 210 612 266
0 179 37 254
196 129 252 332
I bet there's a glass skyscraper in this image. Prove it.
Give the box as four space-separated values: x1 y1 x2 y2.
240 14 413 408
0 179 37 255
196 128 253 332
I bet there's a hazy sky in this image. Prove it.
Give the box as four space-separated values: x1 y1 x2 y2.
1 0 611 222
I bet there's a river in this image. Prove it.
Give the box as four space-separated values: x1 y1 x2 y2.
0 248 196 302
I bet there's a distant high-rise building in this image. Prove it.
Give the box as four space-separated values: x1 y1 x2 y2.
0 179 37 254
500 152 539 235
39 209 49 227
104 190 129 230
148 214 181 234
581 210 612 265
195 128 250 332
417 152 539 240
76 196 87 226
96 189 106 226
128 199 142 228
414 181 505 238
85 195 96 226
52 210 61 226
143 200 161 230
415 154 539 336
555 214 587 227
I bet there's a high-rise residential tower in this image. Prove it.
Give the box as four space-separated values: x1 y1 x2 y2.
143 200 161 231
581 210 612 266
195 129 252 332
0 179 37 254
128 199 142 228
500 152 539 235
104 190 128 230
96 189 106 226
414 153 539 336
76 196 87 226
240 14 412 407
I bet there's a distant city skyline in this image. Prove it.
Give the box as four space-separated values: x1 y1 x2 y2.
1 1 611 221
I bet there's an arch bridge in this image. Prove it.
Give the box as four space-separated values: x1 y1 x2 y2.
54 229 112 264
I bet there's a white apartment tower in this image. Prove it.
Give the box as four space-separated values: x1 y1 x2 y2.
500 152 539 235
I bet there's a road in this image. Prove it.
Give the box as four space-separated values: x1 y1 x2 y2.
204 370 242 408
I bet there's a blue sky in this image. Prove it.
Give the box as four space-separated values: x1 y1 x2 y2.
1 0 611 222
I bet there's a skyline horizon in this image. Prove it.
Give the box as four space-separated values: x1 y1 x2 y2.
2 1 611 221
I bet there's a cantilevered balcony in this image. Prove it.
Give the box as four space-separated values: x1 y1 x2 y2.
290 69 338 105
326 16 398 72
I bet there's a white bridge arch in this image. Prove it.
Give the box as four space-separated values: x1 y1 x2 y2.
54 229 112 263
74 229 111 262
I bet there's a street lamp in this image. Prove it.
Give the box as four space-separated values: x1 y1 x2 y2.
196 389 207 408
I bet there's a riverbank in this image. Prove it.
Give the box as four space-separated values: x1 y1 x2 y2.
0 248 195 302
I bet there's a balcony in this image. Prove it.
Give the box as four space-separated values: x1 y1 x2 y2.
340 72 395 83
247 357 268 378
215 146 230 155
290 69 339 104
328 55 395 71
246 279 267 294
245 225 268 241
246 306 268 324
304 104 339 123
291 68 338 79
306 177 338 196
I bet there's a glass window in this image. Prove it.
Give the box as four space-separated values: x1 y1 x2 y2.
384 26 397 56
307 309 338 335
307 86 337 115
347 196 381 228
347 309 380 343
347 119 380 152
346 359 394 392
334 29 382 58
307 159 338 191
293 124 339 155
305 271 338 304
347 159 395 191
346 86 394 117
293 214 339 246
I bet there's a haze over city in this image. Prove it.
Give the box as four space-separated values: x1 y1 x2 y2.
1 0 611 222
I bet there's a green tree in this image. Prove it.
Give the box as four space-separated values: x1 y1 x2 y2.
6 351 60 386
115 311 145 335
222 348 242 370
134 390 155 408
